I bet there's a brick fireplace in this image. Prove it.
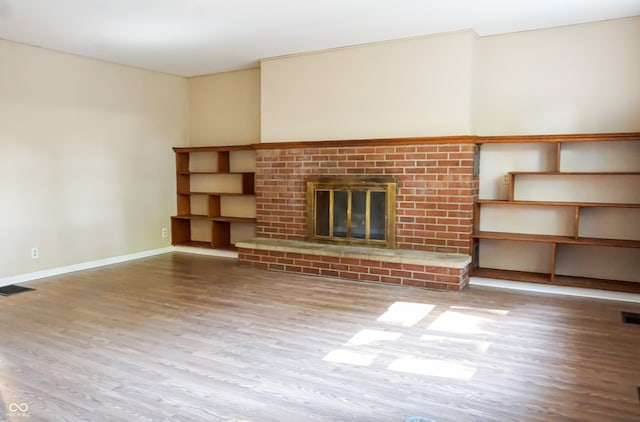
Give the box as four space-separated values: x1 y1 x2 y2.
237 137 479 291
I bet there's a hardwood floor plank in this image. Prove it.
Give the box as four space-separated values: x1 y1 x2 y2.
1 252 639 421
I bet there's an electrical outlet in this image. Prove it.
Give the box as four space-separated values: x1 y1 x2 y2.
31 248 39 259
502 174 510 185
161 228 168 238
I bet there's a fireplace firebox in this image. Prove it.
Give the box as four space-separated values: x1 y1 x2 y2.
306 176 396 248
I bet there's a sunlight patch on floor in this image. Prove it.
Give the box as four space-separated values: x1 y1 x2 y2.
323 303 509 380
346 329 402 346
420 334 492 353
388 358 477 380
322 349 377 366
428 311 495 335
376 302 435 327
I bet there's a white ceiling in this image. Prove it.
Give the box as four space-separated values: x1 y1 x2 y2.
0 0 639 77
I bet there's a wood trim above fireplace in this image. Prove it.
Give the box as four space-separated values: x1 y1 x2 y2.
251 132 640 150
253 135 476 149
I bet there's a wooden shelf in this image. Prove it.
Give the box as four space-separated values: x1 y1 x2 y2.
506 171 640 201
471 268 640 294
188 191 254 196
173 240 215 249
171 145 256 250
212 216 256 224
552 275 640 294
173 145 254 153
471 268 552 284
177 171 254 175
172 240 238 251
475 132 640 144
476 199 640 208
473 137 640 292
172 215 256 223
473 231 640 248
509 171 640 176
172 214 215 221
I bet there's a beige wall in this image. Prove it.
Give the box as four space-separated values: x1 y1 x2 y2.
261 31 477 142
188 68 260 146
475 17 640 135
5 16 636 280
259 17 640 142
473 17 640 281
0 39 187 278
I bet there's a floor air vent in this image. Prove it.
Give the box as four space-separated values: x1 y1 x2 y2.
621 312 640 325
0 285 35 296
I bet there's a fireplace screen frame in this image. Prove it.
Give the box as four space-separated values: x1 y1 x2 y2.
306 175 396 249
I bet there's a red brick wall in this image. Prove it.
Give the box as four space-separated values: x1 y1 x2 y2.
238 248 469 291
256 143 479 254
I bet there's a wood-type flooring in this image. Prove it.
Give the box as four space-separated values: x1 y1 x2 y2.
1 253 639 421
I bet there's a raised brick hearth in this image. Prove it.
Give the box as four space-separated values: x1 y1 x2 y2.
239 137 479 291
237 238 471 291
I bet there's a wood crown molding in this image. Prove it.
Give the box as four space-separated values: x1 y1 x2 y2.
251 132 640 150
476 132 640 144
251 135 475 150
176 132 640 151
173 145 254 153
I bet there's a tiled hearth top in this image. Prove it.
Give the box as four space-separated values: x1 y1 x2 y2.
236 238 471 268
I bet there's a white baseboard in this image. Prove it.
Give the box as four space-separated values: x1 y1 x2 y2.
0 246 239 288
0 247 174 288
470 276 640 304
4 250 636 304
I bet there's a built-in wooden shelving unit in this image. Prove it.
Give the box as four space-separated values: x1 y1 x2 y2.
472 135 640 293
171 145 256 250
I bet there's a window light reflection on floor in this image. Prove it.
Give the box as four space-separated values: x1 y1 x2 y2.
323 329 402 366
428 311 495 335
376 302 435 327
322 349 377 366
388 358 477 380
347 329 402 346
323 304 507 378
420 334 492 353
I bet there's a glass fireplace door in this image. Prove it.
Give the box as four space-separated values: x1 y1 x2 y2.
307 176 396 248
